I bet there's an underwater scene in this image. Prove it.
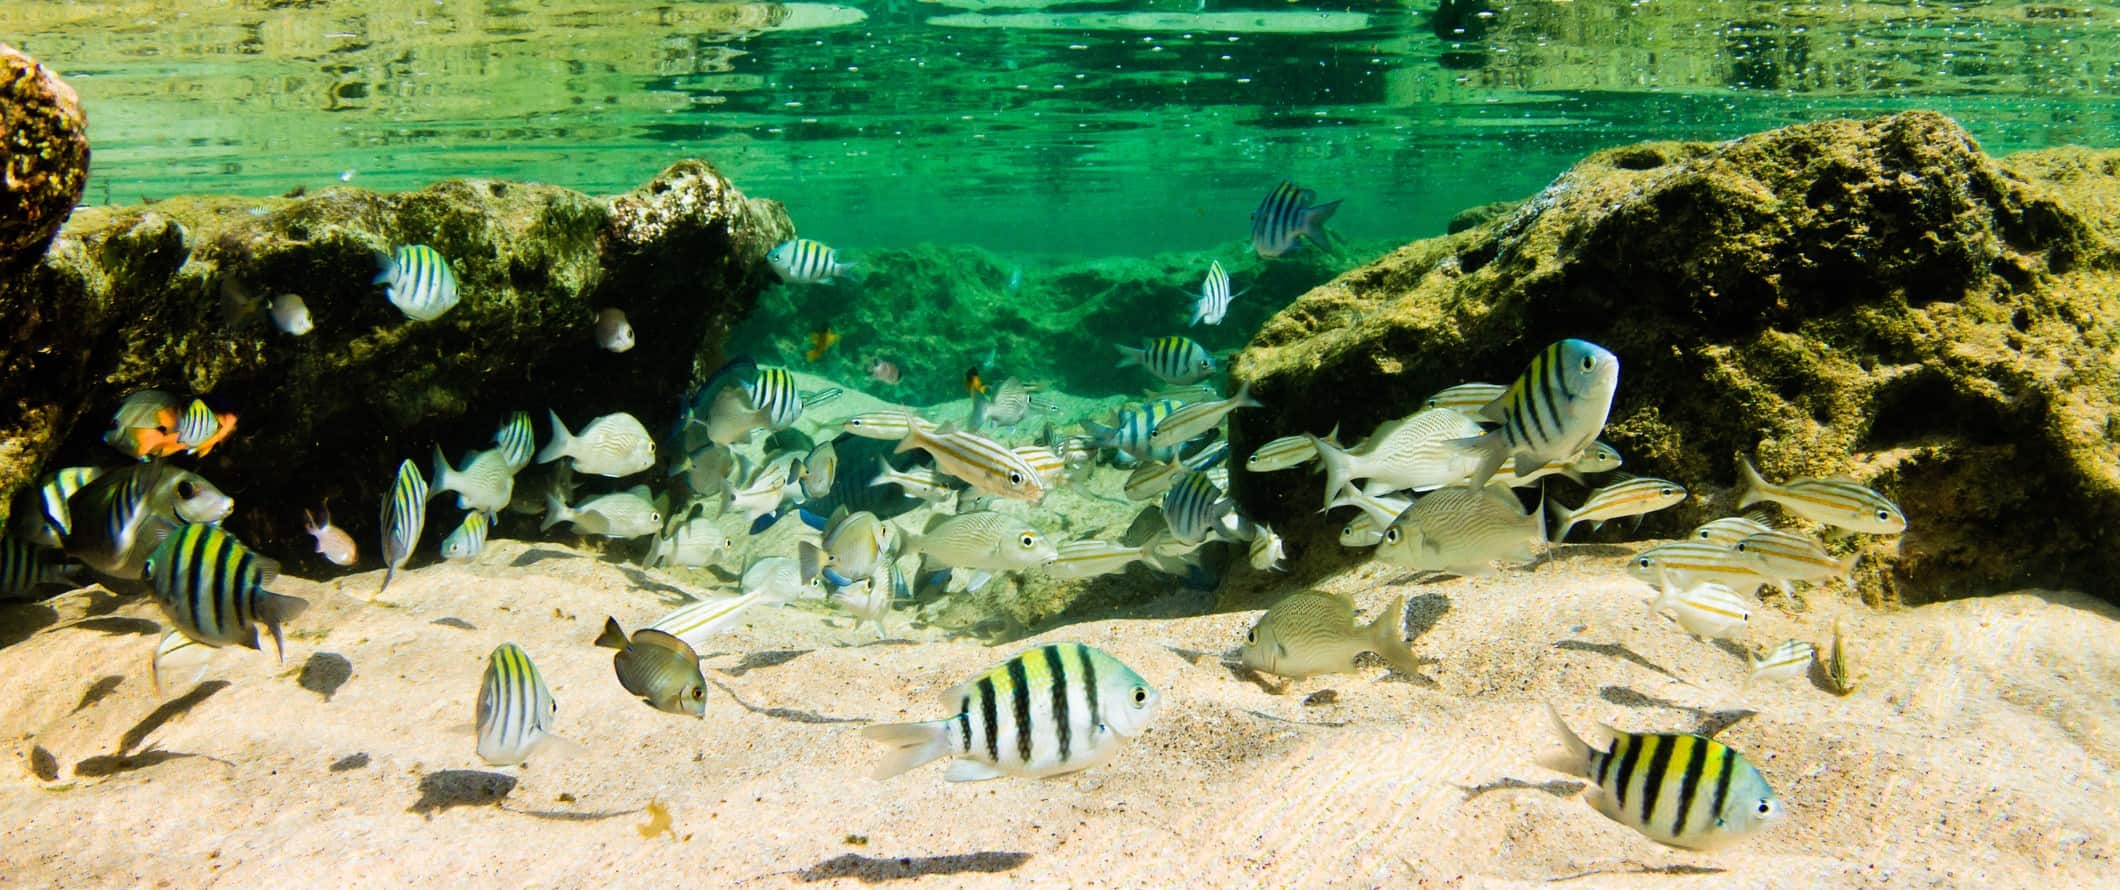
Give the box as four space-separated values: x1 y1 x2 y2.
1 1 2116 885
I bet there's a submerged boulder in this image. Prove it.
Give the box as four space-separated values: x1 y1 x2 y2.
0 45 90 273
1232 111 2119 605
0 160 789 567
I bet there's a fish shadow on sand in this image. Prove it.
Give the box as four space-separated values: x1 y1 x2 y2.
330 753 370 772
498 804 638 822
1708 637 1752 664
119 680 228 754
708 678 861 725
1400 593 1452 641
1543 543 1636 565
67 616 161 637
66 681 234 779
1551 862 1725 881
408 769 519 818
71 675 125 714
614 567 695 605
430 617 477 630
1598 686 1756 737
795 851 1033 883
297 651 353 701
1458 776 1586 801
0 602 60 649
508 548 581 569
73 744 217 778
1553 640 1682 682
717 648 812 677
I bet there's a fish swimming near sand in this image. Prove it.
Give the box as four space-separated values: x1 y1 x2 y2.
1737 456 1906 535
64 463 236 580
1542 705 1786 849
536 410 656 478
862 643 1161 781
1240 591 1420 680
476 643 571 767
379 459 428 593
441 510 489 561
595 617 709 717
144 523 309 662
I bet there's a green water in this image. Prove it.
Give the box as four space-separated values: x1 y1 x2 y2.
8 1 2116 255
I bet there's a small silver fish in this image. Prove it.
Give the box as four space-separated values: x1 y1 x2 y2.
1550 477 1688 541
1045 539 1149 581
1735 529 1859 586
1422 382 1505 416
432 446 516 515
740 555 821 602
1626 541 1774 594
595 307 635 353
800 439 839 501
542 486 661 539
1123 460 1186 502
1339 512 1387 548
1648 578 1751 641
1691 514 1777 547
843 410 939 440
1147 383 1260 450
1376 484 1543 577
536 410 655 478
644 505 730 568
270 294 313 335
1241 591 1420 679
441 511 490 561
724 454 796 524
1245 434 1321 472
649 587 792 653
304 503 357 567
1738 456 1907 535
869 464 959 503
895 423 1045 502
1747 640 1816 687
1248 524 1288 573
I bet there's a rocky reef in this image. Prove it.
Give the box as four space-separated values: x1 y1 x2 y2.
0 160 790 567
1232 111 2119 606
0 45 90 274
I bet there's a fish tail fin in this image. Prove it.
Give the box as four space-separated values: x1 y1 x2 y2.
539 492 571 533
259 592 310 664
798 541 826 586
430 445 456 495
371 250 395 285
1082 420 1117 449
1230 380 1261 410
1113 344 1143 368
890 418 924 454
1736 454 1769 508
379 564 395 595
1311 435 1358 503
1451 430 1508 491
1837 550 1861 582
859 720 953 780
1368 594 1423 677
1549 492 1576 543
1303 199 1344 251
594 617 629 650
534 410 573 465
1539 703 1593 777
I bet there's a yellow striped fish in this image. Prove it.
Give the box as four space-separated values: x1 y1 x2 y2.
1 535 77 601
1147 383 1260 450
1123 460 1186 501
1114 336 1216 386
1250 179 1341 257
862 643 1160 781
1738 456 1906 534
1822 617 1856 695
1551 477 1688 541
1340 512 1387 548
1747 639 1816 687
1244 433 1320 472
1453 339 1620 490
1544 705 1785 849
379 459 427 593
1422 381 1505 416
1690 514 1776 547
492 410 536 472
842 410 939 440
13 465 103 548
1647 578 1751 640
1735 529 1858 586
475 643 565 767
375 244 461 321
1625 540 1771 593
144 523 309 660
894 423 1045 501
1045 539 1149 581
440 510 489 561
1491 440 1624 488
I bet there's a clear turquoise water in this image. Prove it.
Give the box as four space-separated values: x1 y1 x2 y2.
8 1 2116 256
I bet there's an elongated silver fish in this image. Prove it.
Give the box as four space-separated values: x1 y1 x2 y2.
1544 705 1785 849
1648 578 1751 640
842 410 939 440
1690 514 1776 547
1376 484 1543 576
1314 408 1485 498
1735 529 1859 586
379 459 427 593
441 510 489 561
1114 336 1216 386
895 423 1045 502
767 238 855 284
648 586 795 653
1044 539 1149 581
905 511 1057 592
1123 460 1186 502
476 643 566 767
65 463 236 580
375 244 460 322
1626 541 1772 594
493 410 537 472
1148 383 1260 450
1328 486 1413 530
1245 434 1321 472
1551 477 1688 541
595 617 708 717
1241 591 1418 679
1738 456 1906 535
536 410 655 478
862 643 1160 781
1251 179 1341 258
1453 339 1620 490
1747 640 1816 687
1490 441 1623 488
144 523 309 661
432 446 516 514
806 508 894 583
869 464 960 503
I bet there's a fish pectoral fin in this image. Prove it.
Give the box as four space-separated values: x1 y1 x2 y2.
943 759 1005 783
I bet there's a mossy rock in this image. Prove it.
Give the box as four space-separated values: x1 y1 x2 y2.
0 45 89 274
0 160 790 572
1231 111 2119 606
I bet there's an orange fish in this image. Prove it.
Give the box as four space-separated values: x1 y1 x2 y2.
187 411 238 457
964 367 987 398
805 325 840 362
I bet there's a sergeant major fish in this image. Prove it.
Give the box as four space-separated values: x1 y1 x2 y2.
64 463 236 580
375 244 460 322
1189 260 1243 326
767 238 855 284
144 523 310 664
1114 336 1216 386
379 459 428 593
1251 179 1342 258
862 643 1160 781
1542 705 1785 849
1451 339 1619 490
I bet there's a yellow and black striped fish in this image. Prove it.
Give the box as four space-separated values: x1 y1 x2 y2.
863 643 1160 782
379 459 427 593
1 535 77 601
144 523 309 661
1250 179 1342 258
1544 705 1785 849
766 238 854 284
12 465 102 548
476 642 563 767
375 244 461 322
1114 336 1216 386
1456 339 1620 489
492 410 536 472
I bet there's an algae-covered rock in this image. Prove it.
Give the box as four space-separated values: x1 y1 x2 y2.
0 161 789 567
0 45 89 273
726 243 1351 405
1232 111 2120 605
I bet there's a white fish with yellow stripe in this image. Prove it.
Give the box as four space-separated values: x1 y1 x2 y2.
1738 455 1906 535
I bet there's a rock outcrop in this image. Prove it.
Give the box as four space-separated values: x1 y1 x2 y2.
0 45 90 273
0 161 790 567
1231 112 2119 605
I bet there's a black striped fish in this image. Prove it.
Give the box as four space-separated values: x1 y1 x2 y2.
63 463 235 579
1544 705 1785 849
1114 336 1217 386
11 465 102 548
475 643 564 767
595 617 708 717
492 410 536 472
766 238 854 284
1084 399 1186 462
862 643 1160 781
144 523 309 661
1162 470 1232 545
1453 339 1620 489
1189 260 1238 326
1250 179 1342 258
1 535 77 601
379 459 427 593
374 244 461 321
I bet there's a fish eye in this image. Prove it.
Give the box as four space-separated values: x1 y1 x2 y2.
1637 557 1653 568
690 687 705 702
1198 359 1212 370
1008 471 1024 485
1659 487 1674 496
1018 533 1037 549
650 512 662 523
1131 686 1148 706
1384 528 1399 543
848 418 863 427
1875 508 1890 521
1342 524 1353 536
1245 629 1256 644
177 480 197 499
1757 801 1771 814
1579 355 1594 372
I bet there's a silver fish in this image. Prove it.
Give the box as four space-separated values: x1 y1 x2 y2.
724 454 797 524
1747 639 1816 687
304 503 358 567
536 410 655 478
1738 456 1907 535
1648 578 1751 641
895 423 1045 501
441 510 490 561
1245 434 1321 472
1550 477 1688 541
1249 524 1288 573
1045 539 1148 581
270 294 313 336
432 446 517 514
594 617 708 717
905 511 1057 592
595 307 635 353
1691 514 1777 547
542 486 661 539
1422 382 1505 416
1147 383 1260 450
1314 408 1485 498
1376 484 1543 576
644 504 730 568
800 439 839 501
1241 591 1419 679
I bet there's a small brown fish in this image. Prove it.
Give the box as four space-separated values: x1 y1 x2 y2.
805 325 840 362
866 357 901 385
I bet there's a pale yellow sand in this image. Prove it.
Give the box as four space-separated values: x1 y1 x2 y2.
2 535 2113 886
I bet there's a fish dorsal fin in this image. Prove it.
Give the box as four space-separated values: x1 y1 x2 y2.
625 484 652 500
254 555 282 586
1477 394 1507 423
630 628 701 662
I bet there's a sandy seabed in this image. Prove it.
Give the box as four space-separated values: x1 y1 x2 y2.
1 521 2113 887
